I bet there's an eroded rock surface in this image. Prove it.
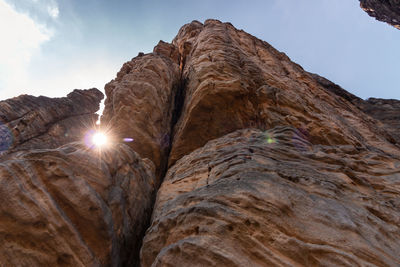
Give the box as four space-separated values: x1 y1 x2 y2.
102 41 180 179
1 19 400 267
0 88 103 154
312 73 400 144
0 142 156 266
141 20 400 267
141 128 400 266
360 0 400 29
168 19 398 166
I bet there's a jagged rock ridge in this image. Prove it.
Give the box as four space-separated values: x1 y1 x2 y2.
1 19 400 267
0 88 103 155
360 0 400 29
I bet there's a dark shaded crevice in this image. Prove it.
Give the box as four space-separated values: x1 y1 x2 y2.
128 53 188 267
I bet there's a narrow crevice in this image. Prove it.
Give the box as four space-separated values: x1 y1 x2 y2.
130 53 188 267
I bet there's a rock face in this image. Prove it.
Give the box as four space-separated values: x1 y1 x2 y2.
102 41 181 179
360 0 400 29
168 19 397 166
1 19 400 267
0 88 103 154
312 73 400 144
0 142 156 266
141 127 400 266
140 20 400 266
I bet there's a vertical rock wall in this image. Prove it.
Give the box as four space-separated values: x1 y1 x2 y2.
1 19 400 267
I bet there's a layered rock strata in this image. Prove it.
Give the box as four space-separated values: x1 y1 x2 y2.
312 73 400 144
1 18 400 267
141 20 400 266
168 19 398 166
360 0 400 29
102 41 181 180
0 142 156 266
141 127 400 266
0 88 103 154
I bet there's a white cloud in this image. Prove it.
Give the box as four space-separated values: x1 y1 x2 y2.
0 0 52 99
47 5 58 18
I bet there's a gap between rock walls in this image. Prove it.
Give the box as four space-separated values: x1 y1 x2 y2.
130 51 188 267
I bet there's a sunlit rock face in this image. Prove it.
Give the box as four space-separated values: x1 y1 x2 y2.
1 19 400 267
141 20 400 266
168 19 398 166
312 73 400 144
141 128 400 266
102 41 181 180
360 0 400 29
0 142 156 266
0 88 103 155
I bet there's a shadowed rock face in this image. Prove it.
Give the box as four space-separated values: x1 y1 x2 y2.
0 88 103 154
1 19 400 267
0 143 156 266
360 0 400 29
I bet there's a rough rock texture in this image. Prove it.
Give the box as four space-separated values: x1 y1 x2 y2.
312 73 400 144
2 19 400 267
0 142 156 266
102 41 181 179
141 20 400 266
360 0 400 29
168 19 397 166
0 88 103 154
141 127 400 266
361 98 400 143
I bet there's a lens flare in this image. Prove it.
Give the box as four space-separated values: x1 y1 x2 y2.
84 129 109 149
92 132 107 147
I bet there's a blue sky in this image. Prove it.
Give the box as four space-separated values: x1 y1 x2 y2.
1 0 399 103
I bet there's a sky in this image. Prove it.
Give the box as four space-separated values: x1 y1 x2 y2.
0 0 399 108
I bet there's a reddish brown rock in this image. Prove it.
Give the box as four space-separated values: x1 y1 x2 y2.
140 20 400 267
0 142 156 266
312 73 400 144
360 0 400 29
141 127 400 266
0 88 103 154
1 19 400 267
168 19 397 166
101 41 180 179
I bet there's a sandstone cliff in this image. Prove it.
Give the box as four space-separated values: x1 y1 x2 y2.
0 88 103 155
360 0 400 29
1 19 400 267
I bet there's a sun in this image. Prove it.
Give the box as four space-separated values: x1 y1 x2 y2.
92 132 108 147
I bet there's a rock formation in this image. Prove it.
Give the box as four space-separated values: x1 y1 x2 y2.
141 127 400 266
139 20 400 266
360 0 400 29
1 19 400 267
0 142 156 266
101 42 181 180
0 88 103 154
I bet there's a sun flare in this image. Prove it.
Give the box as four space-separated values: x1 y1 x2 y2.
92 132 108 147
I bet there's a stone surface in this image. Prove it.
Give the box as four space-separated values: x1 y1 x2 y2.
0 88 103 155
101 41 181 179
0 142 156 266
312 73 400 144
141 127 400 266
168 19 397 166
360 0 400 29
140 20 400 267
1 19 400 267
